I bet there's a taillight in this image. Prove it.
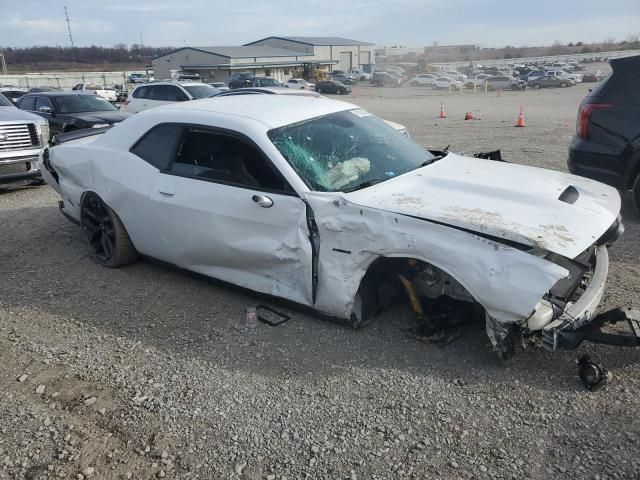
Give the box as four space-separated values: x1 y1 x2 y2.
577 103 612 139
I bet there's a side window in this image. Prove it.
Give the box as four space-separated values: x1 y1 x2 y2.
18 96 36 111
132 86 147 98
164 86 184 101
35 97 53 111
170 128 291 192
130 124 182 170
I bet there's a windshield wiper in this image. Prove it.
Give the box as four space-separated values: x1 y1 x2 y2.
343 176 390 192
420 151 448 167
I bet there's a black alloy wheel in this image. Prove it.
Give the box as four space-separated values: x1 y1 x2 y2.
80 193 138 267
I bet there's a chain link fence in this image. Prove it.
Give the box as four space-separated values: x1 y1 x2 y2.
0 71 132 90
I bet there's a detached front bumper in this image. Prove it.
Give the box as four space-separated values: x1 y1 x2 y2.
542 246 640 350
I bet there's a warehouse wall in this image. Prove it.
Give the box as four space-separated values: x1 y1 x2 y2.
152 48 228 80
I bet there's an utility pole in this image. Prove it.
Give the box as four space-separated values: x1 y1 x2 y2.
0 49 7 75
139 31 144 47
64 6 75 48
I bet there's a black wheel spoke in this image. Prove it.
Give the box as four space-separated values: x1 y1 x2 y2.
101 234 113 258
81 195 115 261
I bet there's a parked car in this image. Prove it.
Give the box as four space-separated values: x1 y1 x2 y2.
208 82 230 93
409 74 437 86
569 54 640 211
247 77 282 88
465 74 491 88
546 70 582 83
40 94 631 360
371 72 402 87
128 73 147 84
349 69 371 81
229 72 255 89
332 74 356 85
485 76 527 91
520 70 546 82
285 78 316 90
17 92 130 136
71 83 118 102
105 85 128 103
28 87 62 93
432 77 463 90
124 82 218 113
172 72 201 82
315 80 351 95
0 87 27 105
582 71 607 83
0 92 49 185
528 76 575 89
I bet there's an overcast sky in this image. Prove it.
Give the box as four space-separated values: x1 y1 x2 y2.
1 0 638 48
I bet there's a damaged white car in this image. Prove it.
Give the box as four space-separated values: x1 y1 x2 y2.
40 95 638 358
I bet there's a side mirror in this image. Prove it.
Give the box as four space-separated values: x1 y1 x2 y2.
176 94 189 102
39 106 53 114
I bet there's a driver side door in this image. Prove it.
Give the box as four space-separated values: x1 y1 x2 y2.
144 124 314 306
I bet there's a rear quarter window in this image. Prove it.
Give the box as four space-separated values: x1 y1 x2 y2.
132 87 147 98
130 124 182 170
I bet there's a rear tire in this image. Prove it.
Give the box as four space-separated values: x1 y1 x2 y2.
560 82 568 88
80 192 139 268
533 84 541 89
632 174 640 213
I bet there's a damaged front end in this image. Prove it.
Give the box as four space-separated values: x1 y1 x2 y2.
394 215 639 359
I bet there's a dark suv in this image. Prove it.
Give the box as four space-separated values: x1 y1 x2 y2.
568 55 640 211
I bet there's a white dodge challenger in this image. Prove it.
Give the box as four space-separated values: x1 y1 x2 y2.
39 94 635 358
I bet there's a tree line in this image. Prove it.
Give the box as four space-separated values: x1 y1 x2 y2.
2 44 175 66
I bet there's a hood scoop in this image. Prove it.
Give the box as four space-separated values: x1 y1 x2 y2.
559 185 579 204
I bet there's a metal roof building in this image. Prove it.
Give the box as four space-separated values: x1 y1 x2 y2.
245 36 376 71
152 36 375 83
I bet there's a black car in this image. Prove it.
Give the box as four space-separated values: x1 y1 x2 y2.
17 92 131 136
569 55 640 211
331 74 356 85
228 72 254 89
315 80 351 95
0 89 27 105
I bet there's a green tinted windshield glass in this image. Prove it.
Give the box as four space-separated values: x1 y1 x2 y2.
268 109 434 192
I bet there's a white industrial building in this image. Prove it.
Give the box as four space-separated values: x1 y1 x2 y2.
245 36 375 72
152 36 375 83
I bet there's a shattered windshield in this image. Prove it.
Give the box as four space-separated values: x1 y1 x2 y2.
268 109 435 192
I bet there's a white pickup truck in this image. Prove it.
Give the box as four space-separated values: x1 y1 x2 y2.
71 83 118 102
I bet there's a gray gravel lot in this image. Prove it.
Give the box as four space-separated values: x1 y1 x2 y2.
1 65 639 480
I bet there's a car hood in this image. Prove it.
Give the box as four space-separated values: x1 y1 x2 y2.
72 111 131 123
343 153 620 258
0 106 45 123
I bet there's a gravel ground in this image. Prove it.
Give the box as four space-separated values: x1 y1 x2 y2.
1 63 639 480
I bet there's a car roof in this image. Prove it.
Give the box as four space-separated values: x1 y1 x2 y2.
217 87 320 97
20 92 95 97
135 81 203 87
161 94 356 128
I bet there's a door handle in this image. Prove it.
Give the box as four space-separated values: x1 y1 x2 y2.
158 183 175 196
252 195 273 208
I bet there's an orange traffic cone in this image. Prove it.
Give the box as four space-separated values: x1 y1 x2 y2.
515 106 525 127
464 112 474 120
439 102 446 118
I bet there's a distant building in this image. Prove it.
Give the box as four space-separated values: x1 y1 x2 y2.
152 36 375 83
245 36 375 71
375 47 426 58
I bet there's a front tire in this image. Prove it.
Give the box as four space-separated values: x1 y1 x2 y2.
81 193 139 267
560 82 568 88
632 174 640 213
533 84 541 89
